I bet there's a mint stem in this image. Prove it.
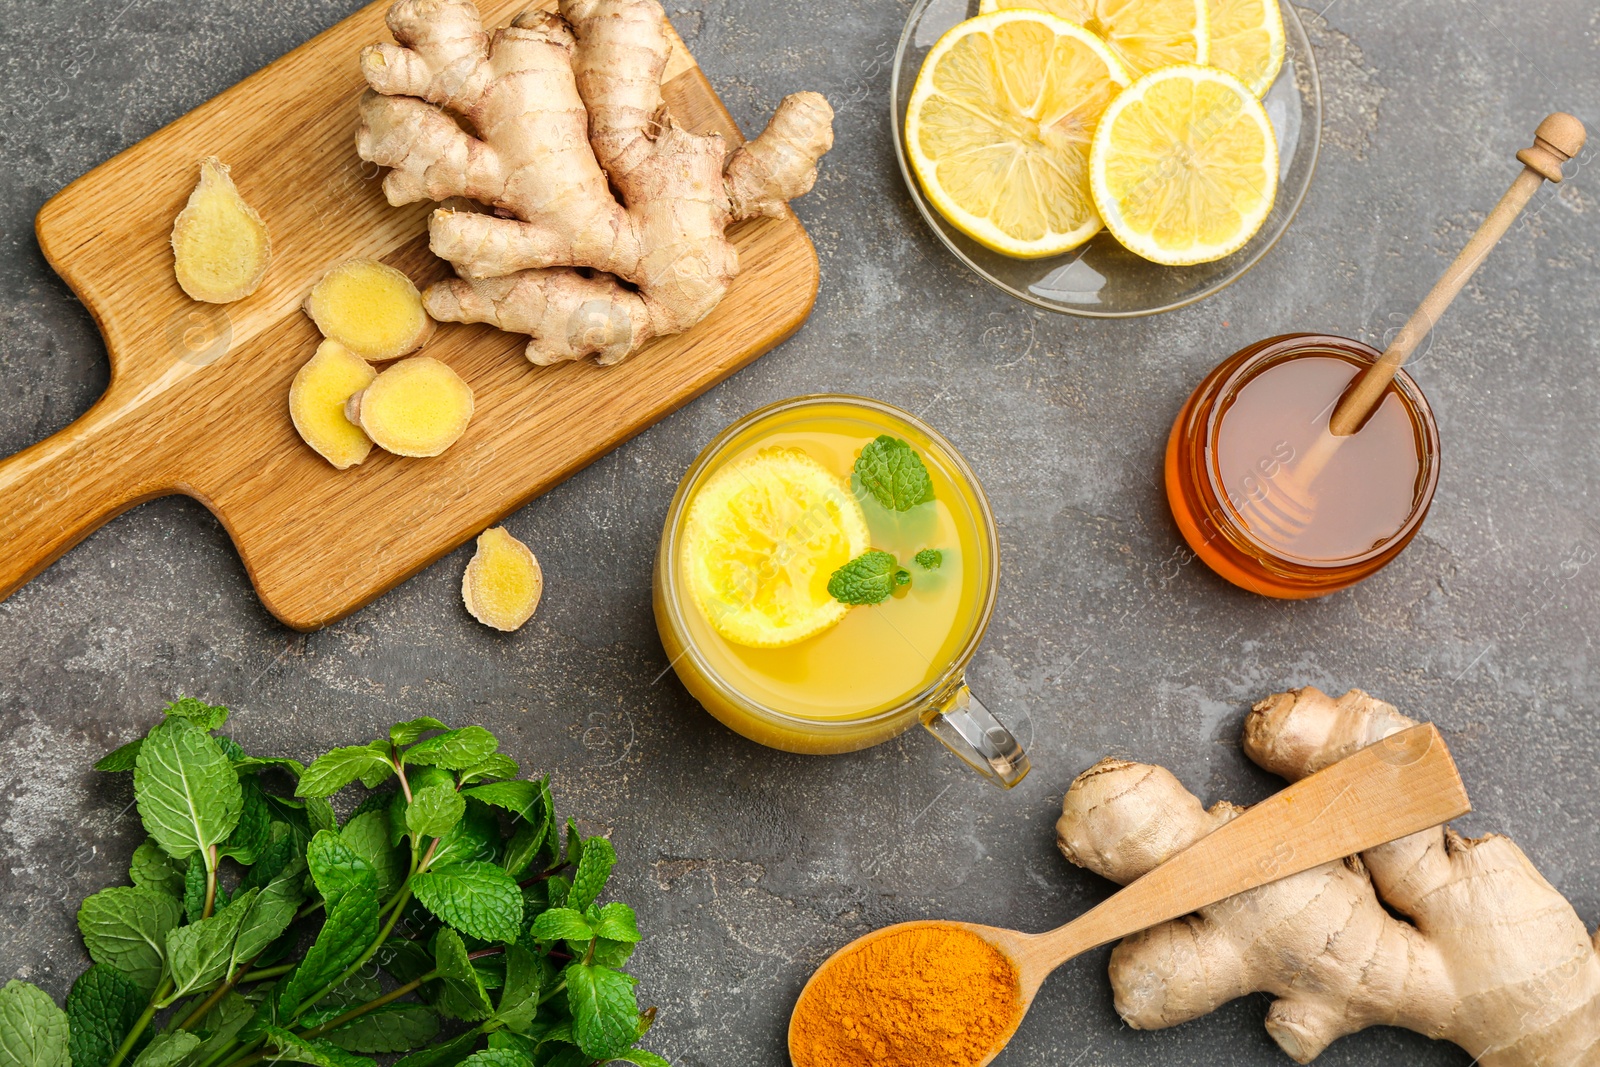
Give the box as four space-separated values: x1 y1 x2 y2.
106 977 171 1067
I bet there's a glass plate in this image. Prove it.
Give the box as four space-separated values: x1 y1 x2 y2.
890 0 1323 317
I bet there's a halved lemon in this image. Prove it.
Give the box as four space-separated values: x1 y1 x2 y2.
1207 0 1285 95
681 448 870 648
1089 65 1279 266
978 0 1207 78
906 11 1130 258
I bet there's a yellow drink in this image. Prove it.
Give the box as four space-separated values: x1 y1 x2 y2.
654 396 1000 756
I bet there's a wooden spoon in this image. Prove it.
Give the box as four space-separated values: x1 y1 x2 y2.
788 722 1469 1067
1237 113 1585 544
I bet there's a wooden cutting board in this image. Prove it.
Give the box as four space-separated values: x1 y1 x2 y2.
0 0 818 631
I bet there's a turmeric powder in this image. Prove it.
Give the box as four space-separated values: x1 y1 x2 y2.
790 924 1023 1067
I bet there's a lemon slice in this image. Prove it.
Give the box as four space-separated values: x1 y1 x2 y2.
1089 65 1278 266
682 448 870 648
978 0 1207 78
1207 0 1285 95
906 11 1130 258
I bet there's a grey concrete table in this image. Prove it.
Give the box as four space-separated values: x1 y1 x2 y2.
2 1 1596 1064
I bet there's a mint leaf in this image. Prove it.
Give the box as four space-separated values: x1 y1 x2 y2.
185 993 253 1066
463 781 540 821
854 435 933 511
297 745 393 799
306 796 339 837
565 963 639 1060
262 1027 376 1067
319 1004 439 1054
66 965 144 1067
162 697 229 732
459 1051 533 1067
128 840 184 898
500 779 555 879
492 944 542 1035
219 774 272 864
914 548 942 569
403 726 498 770
182 854 215 924
77 887 181 992
407 784 465 841
570 837 616 911
610 1051 671 1067
128 1030 199 1067
431 928 493 1022
307 831 377 909
530 908 593 943
391 717 448 746
412 862 522 942
393 1031 484 1067
340 810 408 903
0 981 68 1067
94 739 142 773
459 754 519 785
230 861 305 975
167 888 257 998
828 550 909 606
281 881 379 1015
134 718 242 861
429 800 497 868
591 902 641 943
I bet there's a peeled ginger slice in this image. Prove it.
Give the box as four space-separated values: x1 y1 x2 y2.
462 527 544 631
348 355 474 457
289 340 378 469
305 259 435 361
171 157 272 303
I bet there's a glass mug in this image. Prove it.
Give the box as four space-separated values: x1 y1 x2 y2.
653 395 1029 788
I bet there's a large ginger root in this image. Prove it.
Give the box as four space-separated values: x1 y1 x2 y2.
171 158 271 303
355 0 833 366
1057 687 1600 1065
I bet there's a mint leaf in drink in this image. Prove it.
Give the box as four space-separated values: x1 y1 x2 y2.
829 550 911 606
297 744 394 799
161 696 229 732
134 718 242 860
167 888 257 998
403 726 499 770
391 716 448 746
407 784 466 841
432 928 494 1022
565 962 640 1060
570 837 617 911
412 862 523 942
66 965 144 1067
125 1029 199 1067
94 738 143 772
914 548 942 569
129 839 184 898
854 435 934 511
77 887 181 992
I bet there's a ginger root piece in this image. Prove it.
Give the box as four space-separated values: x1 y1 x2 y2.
1057 687 1600 1066
347 355 473 457
461 527 543 631
304 258 435 361
355 0 833 366
289 340 378 469
171 157 272 303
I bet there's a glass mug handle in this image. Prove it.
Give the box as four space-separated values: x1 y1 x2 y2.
921 684 1030 788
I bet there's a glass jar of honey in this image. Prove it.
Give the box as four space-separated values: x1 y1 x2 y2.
1165 334 1441 599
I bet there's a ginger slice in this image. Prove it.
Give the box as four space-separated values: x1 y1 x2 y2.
304 258 435 361
171 157 272 303
289 340 378 469
461 527 544 631
346 355 473 457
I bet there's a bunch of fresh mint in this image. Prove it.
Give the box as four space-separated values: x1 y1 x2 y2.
0 698 667 1067
829 435 944 606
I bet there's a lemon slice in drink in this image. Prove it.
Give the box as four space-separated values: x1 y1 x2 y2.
1089 65 1279 266
1207 0 1285 95
978 0 1207 78
682 448 870 649
906 11 1130 258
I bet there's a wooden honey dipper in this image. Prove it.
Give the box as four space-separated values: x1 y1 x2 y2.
1239 113 1587 545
